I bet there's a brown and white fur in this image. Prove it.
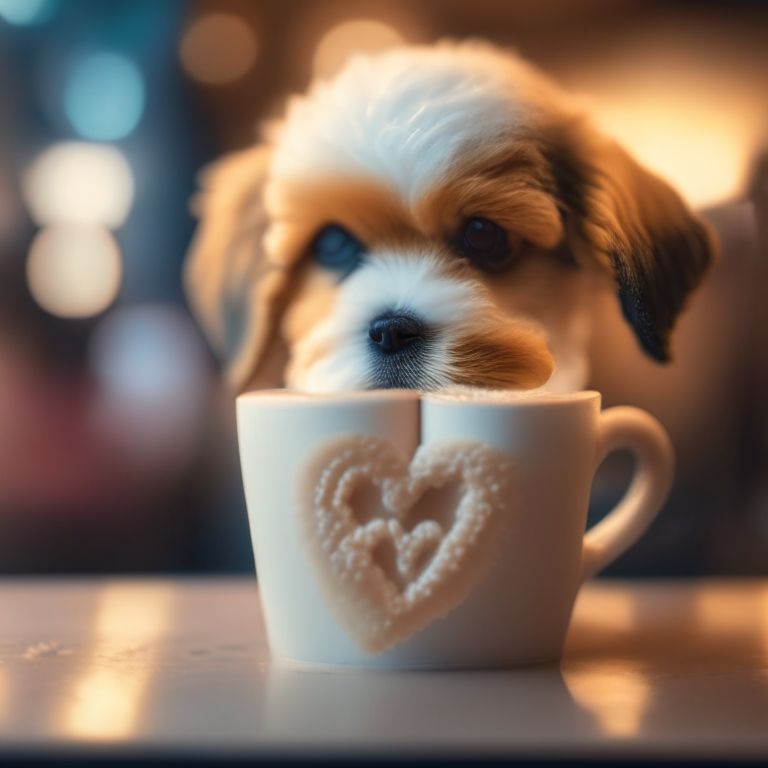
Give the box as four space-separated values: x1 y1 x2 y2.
184 42 716 394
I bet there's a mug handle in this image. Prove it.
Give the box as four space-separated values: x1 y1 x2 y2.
580 406 675 582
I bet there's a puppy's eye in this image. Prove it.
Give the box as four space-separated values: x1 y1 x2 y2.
312 225 364 277
460 217 516 272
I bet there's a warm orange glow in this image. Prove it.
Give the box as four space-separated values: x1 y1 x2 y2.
572 585 636 633
60 583 174 741
588 91 758 209
313 19 404 79
564 660 651 737
696 584 768 639
180 13 257 85
695 586 768 667
566 44 767 209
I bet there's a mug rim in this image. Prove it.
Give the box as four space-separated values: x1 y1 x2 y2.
237 388 600 408
422 389 601 408
236 388 421 407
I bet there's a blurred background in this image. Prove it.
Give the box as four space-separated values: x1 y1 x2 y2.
0 0 766 576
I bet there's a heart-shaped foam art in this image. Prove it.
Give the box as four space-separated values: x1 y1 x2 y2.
296 435 515 655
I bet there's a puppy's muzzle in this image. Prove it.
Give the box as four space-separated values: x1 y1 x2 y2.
367 311 430 389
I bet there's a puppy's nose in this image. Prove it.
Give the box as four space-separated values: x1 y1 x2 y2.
368 314 425 354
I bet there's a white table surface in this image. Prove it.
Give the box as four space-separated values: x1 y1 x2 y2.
1 577 767 761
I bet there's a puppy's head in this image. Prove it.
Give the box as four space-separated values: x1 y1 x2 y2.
185 43 716 393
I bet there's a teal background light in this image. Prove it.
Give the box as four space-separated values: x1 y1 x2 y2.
0 0 57 26
64 52 145 141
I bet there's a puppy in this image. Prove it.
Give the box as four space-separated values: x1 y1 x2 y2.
184 42 716 394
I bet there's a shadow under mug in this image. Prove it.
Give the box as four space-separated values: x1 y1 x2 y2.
236 389 673 668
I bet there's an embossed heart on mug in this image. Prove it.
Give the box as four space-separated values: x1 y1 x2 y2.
296 435 515 654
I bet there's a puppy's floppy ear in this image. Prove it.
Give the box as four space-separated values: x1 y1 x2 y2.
578 137 717 362
184 146 290 391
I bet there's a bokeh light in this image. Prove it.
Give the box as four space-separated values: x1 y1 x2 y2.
590 93 759 209
0 0 56 26
88 305 210 472
61 584 173 740
26 224 122 318
566 46 768 209
22 142 134 229
90 305 206 407
64 53 145 141
180 13 257 85
312 19 404 79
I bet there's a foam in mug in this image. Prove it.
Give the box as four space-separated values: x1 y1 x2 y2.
236 388 674 669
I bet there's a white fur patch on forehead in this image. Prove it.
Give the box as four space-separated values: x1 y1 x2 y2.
343 252 479 325
269 44 531 204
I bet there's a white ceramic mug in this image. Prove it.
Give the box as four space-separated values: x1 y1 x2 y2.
236 389 673 668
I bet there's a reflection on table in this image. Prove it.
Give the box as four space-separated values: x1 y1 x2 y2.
0 578 767 759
